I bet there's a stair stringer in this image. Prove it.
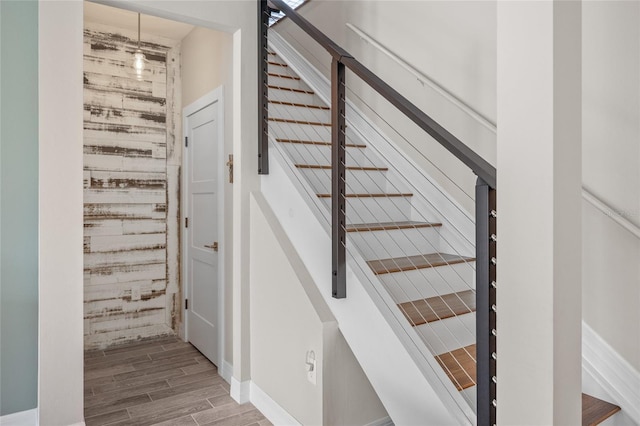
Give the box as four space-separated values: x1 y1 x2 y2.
262 146 474 425
269 32 476 258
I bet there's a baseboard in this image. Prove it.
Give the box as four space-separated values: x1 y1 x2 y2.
219 360 233 385
583 322 640 424
0 408 38 426
249 382 300 426
230 377 251 404
364 416 393 426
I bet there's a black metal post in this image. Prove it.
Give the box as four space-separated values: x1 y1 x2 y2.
476 178 497 425
332 58 347 299
258 0 269 174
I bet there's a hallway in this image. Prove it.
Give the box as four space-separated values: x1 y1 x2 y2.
84 336 270 426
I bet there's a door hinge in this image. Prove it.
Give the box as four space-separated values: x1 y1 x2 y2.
185 136 188 147
185 217 189 228
185 299 188 310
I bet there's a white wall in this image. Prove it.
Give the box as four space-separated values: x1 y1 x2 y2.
181 25 235 366
249 192 388 425
274 0 497 213
582 1 640 372
38 1 85 424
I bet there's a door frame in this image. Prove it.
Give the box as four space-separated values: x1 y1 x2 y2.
182 86 225 367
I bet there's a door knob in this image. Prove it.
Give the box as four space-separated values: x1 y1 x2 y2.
204 242 219 252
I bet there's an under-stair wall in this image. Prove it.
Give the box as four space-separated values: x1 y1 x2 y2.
249 192 390 425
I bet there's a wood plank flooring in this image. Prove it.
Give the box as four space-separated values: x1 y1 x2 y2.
85 336 270 426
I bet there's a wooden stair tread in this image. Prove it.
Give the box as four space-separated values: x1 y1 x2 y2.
367 253 474 275
436 344 476 391
317 193 413 199
268 61 287 67
582 394 621 426
267 85 313 94
278 138 364 148
268 73 301 80
346 221 441 232
295 164 387 171
270 101 330 110
269 117 329 126
399 290 476 326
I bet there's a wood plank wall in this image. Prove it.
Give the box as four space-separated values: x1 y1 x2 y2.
83 23 181 349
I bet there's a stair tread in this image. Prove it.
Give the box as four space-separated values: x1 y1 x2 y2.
268 72 301 80
270 101 330 110
267 86 314 94
399 290 476 326
436 344 476 391
582 393 621 426
367 253 474 275
317 192 413 199
268 61 287 67
278 138 364 148
269 117 329 126
346 221 442 232
295 164 388 171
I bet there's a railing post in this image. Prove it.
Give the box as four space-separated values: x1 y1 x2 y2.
476 178 497 426
258 0 269 174
331 58 346 299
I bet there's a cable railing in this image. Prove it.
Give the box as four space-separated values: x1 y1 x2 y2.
259 1 496 424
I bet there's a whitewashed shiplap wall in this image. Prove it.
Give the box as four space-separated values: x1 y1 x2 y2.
83 23 181 349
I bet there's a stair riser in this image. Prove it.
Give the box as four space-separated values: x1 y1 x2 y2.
349 226 442 261
300 168 388 194
379 262 475 304
269 103 331 123
416 312 476 356
278 142 373 167
268 88 317 105
320 196 413 224
268 75 309 91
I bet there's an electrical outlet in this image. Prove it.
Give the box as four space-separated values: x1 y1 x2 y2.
131 284 141 301
306 350 316 385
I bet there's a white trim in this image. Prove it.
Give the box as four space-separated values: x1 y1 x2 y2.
0 408 38 426
582 187 640 239
230 378 250 404
583 322 640 424
345 23 497 132
182 86 226 370
249 382 301 426
220 360 233 384
364 416 394 426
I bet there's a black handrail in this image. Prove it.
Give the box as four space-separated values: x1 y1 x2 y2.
268 0 496 189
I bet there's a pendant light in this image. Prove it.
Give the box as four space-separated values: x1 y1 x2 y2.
132 13 146 80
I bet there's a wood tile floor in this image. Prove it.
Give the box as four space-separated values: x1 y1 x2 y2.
84 336 271 426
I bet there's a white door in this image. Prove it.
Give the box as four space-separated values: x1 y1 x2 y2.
185 100 220 366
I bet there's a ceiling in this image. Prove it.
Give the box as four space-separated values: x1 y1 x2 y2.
84 2 195 41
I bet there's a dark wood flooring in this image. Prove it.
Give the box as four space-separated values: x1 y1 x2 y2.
84 336 270 426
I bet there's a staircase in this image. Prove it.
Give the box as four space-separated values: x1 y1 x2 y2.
261 42 625 425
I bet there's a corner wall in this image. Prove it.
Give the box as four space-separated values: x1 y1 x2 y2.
582 1 640 371
0 0 39 416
